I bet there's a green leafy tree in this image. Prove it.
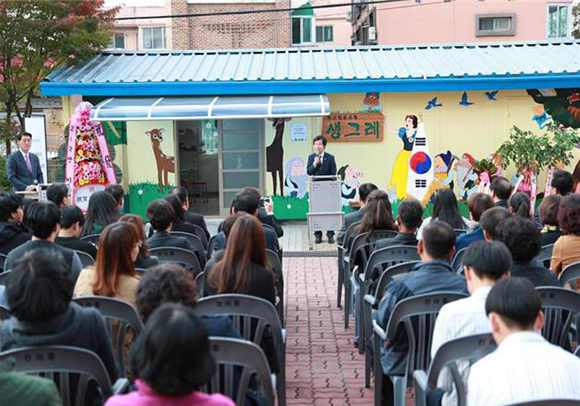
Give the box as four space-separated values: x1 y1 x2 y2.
0 0 118 153
573 4 580 38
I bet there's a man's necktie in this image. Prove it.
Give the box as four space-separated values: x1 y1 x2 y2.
25 154 32 173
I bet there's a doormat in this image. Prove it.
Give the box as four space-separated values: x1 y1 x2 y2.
284 251 338 257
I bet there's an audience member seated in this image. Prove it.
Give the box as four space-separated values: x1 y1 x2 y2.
164 193 201 236
430 241 512 406
241 186 284 238
498 216 559 287
81 191 120 237
550 169 574 196
0 353 62 406
479 206 511 242
455 193 494 251
146 200 193 252
74 222 141 304
104 304 234 406
205 213 240 275
55 206 98 259
417 189 469 240
46 182 69 207
212 192 280 255
489 176 512 208
171 187 210 239
538 194 564 246
508 192 531 219
1 249 118 386
356 189 397 241
467 278 580 406
337 183 378 245
136 263 239 338
375 197 422 253
0 192 31 256
550 194 580 275
105 184 125 213
5 201 82 279
377 221 467 404
119 214 159 270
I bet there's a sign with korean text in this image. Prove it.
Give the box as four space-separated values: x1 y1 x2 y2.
322 112 383 142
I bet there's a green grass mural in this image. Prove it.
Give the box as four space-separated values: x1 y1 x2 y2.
127 182 175 219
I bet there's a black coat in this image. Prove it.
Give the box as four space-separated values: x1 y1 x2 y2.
307 152 337 176
147 231 192 251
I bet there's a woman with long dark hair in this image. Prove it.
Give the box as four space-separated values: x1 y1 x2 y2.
119 214 159 270
509 192 531 219
357 190 397 241
74 222 141 304
164 194 199 236
81 191 120 237
417 189 469 239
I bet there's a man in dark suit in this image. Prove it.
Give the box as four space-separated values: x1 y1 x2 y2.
337 182 378 245
6 132 44 192
146 199 193 251
307 135 338 244
490 176 511 209
171 187 210 240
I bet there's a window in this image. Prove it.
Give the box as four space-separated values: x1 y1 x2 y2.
141 27 166 49
316 26 334 43
475 14 516 36
109 33 125 50
292 16 314 45
547 4 570 38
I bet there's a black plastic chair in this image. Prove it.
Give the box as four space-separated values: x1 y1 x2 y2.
505 401 580 406
451 247 469 274
0 345 129 406
73 296 144 378
0 304 10 321
194 294 286 406
372 292 468 406
536 287 580 349
267 248 285 326
191 224 209 250
80 234 100 246
170 231 206 268
0 270 11 286
150 246 202 275
206 234 218 259
337 221 362 308
74 251 95 269
536 243 555 269
559 261 580 287
0 253 6 272
203 338 276 406
413 333 497 406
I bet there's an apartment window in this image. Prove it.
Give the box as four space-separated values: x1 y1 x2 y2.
316 26 334 43
109 33 125 50
547 4 570 38
292 16 314 45
141 27 166 49
475 14 516 36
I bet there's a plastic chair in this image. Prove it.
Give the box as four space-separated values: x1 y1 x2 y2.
267 248 285 325
73 296 144 378
195 271 206 296
170 231 206 268
337 221 362 308
413 333 497 406
453 229 467 236
363 261 421 387
536 243 555 269
451 248 468 274
343 230 399 329
74 251 95 269
194 294 286 406
504 401 580 406
191 224 209 250
206 234 218 259
150 246 202 276
536 287 580 349
0 253 6 272
372 292 468 406
0 345 129 406
80 234 100 246
559 261 580 287
203 338 276 406
0 304 10 321
355 245 420 355
0 270 11 286
135 268 147 276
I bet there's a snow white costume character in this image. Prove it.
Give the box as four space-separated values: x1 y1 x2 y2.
386 114 418 199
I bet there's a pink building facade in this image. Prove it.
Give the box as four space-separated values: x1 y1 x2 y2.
352 0 576 45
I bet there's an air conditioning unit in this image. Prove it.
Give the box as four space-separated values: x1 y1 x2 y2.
368 26 377 41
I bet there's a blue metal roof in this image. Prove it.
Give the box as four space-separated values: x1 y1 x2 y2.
41 41 580 96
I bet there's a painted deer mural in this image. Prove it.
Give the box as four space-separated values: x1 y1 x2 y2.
146 128 175 192
267 118 291 195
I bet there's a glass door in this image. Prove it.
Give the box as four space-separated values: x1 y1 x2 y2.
219 119 264 215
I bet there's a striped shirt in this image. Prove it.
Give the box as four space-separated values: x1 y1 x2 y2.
430 286 492 406
467 332 580 406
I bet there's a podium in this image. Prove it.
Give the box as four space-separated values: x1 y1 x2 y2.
307 176 344 250
15 184 50 202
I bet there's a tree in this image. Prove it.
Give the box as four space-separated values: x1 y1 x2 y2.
0 0 118 153
573 3 580 39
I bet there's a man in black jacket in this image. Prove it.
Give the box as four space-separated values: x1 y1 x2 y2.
0 192 31 256
307 135 338 244
241 187 284 238
146 199 193 251
55 206 98 259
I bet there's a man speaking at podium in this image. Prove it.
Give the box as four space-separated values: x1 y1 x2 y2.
307 135 337 244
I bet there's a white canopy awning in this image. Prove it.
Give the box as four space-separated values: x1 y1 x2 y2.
91 95 330 121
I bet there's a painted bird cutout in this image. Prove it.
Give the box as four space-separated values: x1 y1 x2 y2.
459 92 474 106
485 91 499 101
425 97 443 110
